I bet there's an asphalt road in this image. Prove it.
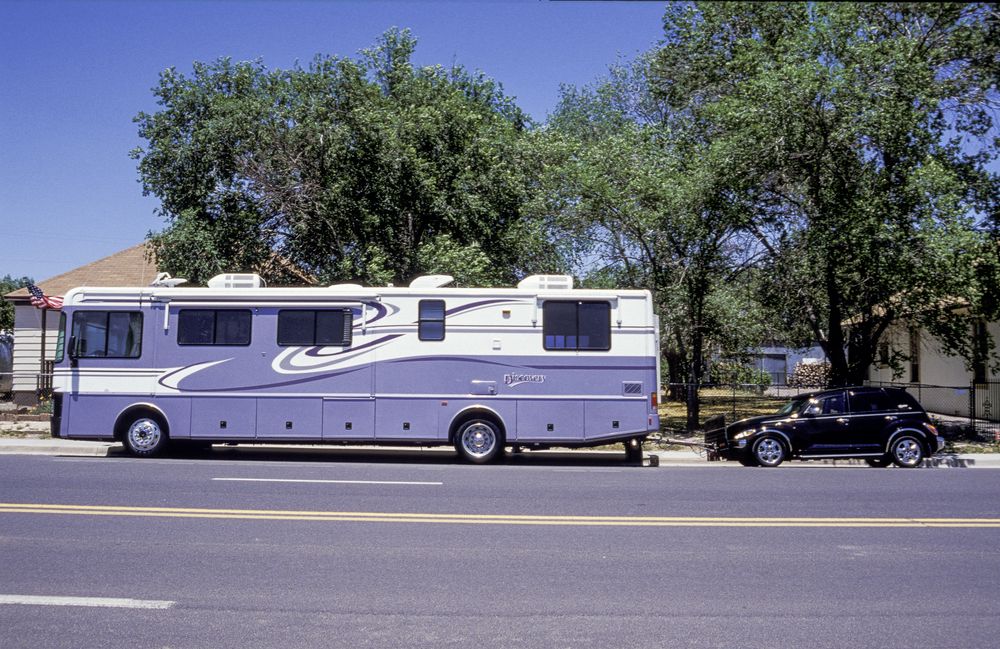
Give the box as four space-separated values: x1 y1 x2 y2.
1 450 999 648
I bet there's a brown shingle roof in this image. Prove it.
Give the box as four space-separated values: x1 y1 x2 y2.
3 243 160 302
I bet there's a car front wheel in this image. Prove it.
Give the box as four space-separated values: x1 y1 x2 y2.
891 436 925 468
753 436 786 467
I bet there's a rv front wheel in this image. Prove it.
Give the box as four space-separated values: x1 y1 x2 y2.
455 419 502 464
123 414 168 458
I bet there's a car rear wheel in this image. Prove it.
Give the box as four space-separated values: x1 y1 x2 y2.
753 436 785 467
891 436 924 468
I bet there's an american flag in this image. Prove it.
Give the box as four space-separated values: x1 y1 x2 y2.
27 283 63 310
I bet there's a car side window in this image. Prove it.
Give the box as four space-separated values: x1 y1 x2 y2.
804 393 844 416
849 390 899 413
821 394 845 415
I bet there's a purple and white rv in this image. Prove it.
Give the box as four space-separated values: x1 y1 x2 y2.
50 273 661 462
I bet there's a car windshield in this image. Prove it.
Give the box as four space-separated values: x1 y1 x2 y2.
775 398 807 416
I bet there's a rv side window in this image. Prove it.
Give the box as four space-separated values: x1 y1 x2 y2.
71 311 142 358
543 301 611 351
418 300 446 341
178 310 252 346
55 312 66 363
277 310 352 346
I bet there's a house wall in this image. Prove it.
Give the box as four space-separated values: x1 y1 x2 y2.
868 320 999 419
11 304 62 405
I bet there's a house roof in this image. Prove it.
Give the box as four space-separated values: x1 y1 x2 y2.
3 243 159 303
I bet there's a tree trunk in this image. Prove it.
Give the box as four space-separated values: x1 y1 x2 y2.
686 328 703 430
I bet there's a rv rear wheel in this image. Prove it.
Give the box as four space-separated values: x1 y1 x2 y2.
122 414 169 458
455 419 502 464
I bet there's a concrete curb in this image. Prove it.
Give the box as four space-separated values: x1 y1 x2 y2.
648 450 1000 468
0 438 998 468
0 438 116 456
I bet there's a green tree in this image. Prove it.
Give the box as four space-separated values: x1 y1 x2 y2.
547 56 770 429
0 275 33 334
133 29 564 287
653 2 1000 385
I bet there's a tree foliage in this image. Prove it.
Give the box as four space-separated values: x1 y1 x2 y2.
652 2 1000 384
547 55 771 428
133 29 563 286
0 275 33 334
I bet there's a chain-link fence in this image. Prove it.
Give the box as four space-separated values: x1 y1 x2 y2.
0 371 54 419
662 381 1000 442
865 381 1000 442
661 383 818 433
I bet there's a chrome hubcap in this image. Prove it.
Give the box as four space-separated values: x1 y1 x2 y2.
128 418 161 451
756 438 783 465
461 423 496 458
893 439 922 466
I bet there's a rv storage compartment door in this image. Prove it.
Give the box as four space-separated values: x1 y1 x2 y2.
190 397 256 440
256 398 322 440
516 400 585 442
322 399 375 440
584 399 648 440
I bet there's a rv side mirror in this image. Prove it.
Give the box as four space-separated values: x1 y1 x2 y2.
68 335 79 366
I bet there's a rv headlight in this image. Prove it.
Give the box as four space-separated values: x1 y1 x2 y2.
733 429 756 440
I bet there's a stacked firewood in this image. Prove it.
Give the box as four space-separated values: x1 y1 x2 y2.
787 361 831 388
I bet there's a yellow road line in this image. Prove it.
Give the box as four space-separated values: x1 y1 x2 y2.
1 503 999 527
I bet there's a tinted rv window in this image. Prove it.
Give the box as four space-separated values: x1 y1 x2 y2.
71 311 142 358
418 300 446 341
277 310 352 346
178 310 251 346
543 301 611 351
55 312 66 363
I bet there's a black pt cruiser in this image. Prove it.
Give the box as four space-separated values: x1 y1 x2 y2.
706 386 945 468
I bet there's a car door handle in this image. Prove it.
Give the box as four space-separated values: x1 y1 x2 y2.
836 418 849 425
884 415 898 421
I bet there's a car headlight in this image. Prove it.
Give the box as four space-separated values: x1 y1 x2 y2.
925 423 938 435
733 429 756 440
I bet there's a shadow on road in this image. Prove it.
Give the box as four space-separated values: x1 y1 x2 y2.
107 443 649 468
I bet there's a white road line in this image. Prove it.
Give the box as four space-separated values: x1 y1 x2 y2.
0 595 174 609
211 477 443 486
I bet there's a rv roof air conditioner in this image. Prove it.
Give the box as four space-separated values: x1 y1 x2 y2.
328 283 365 289
517 274 574 290
207 273 263 289
409 275 454 289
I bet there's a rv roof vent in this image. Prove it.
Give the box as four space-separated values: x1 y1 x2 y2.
409 275 454 289
517 274 574 291
328 283 365 289
207 273 263 289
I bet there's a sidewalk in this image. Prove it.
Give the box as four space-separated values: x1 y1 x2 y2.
1 436 999 467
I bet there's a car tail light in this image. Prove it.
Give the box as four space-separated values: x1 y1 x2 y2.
650 392 658 410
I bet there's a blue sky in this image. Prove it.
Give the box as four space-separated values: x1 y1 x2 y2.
0 0 667 283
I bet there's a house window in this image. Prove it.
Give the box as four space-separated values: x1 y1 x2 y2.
877 341 891 367
71 311 142 358
178 310 252 346
543 301 611 351
277 310 352 346
908 328 920 384
418 300 446 341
